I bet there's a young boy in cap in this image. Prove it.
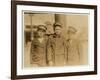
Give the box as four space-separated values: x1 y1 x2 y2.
30 24 48 67
67 26 81 65
47 23 68 66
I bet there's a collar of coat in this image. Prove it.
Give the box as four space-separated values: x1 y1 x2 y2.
53 34 61 38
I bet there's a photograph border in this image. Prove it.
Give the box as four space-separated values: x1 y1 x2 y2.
11 1 97 80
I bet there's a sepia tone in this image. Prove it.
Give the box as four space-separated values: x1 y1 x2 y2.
23 12 88 68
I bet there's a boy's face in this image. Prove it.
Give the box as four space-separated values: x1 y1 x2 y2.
54 26 62 35
38 29 45 38
68 31 74 39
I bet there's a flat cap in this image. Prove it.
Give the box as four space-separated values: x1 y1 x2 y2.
53 22 62 27
68 26 77 33
37 25 47 31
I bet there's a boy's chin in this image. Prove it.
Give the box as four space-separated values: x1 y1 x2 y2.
56 34 61 35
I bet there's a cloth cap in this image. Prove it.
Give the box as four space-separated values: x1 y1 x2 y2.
53 23 62 27
68 26 77 33
37 25 47 31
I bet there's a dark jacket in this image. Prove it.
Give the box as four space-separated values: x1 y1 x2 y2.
47 34 68 66
30 37 48 66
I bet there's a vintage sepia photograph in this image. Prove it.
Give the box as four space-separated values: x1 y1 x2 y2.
23 12 88 67
11 1 97 79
